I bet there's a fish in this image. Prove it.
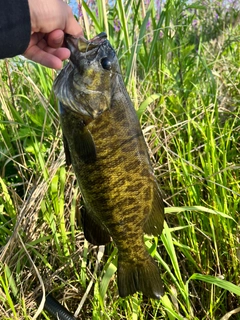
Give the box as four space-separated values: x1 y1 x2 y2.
53 32 165 299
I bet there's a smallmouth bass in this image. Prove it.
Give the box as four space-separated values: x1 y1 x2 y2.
53 33 164 299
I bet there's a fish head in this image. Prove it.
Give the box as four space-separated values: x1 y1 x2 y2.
67 32 117 74
54 33 120 121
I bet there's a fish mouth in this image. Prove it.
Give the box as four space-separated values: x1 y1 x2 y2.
66 32 108 54
65 32 116 71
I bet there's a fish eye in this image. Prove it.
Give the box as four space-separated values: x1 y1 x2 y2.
101 57 112 70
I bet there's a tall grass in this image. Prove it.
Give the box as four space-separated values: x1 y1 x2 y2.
0 0 240 319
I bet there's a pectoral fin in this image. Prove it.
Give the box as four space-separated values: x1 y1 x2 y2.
143 186 164 236
74 127 97 164
63 134 72 166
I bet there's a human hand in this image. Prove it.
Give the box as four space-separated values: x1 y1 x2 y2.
24 0 83 69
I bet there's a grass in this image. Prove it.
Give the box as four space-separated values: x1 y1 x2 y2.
0 0 240 319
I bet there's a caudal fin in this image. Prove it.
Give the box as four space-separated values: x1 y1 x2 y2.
117 255 164 299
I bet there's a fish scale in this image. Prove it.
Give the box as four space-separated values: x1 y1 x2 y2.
54 32 165 299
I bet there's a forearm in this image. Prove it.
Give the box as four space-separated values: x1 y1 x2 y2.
0 0 31 59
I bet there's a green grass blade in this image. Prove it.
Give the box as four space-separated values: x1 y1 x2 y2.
165 205 236 221
137 94 161 118
188 273 240 296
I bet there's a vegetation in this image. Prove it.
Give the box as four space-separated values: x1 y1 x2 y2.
0 0 239 319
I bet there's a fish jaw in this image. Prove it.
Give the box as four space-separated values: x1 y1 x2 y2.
65 32 108 55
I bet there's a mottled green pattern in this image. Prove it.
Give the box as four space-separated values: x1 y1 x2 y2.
54 33 164 299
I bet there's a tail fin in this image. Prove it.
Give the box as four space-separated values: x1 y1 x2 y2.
117 255 164 299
